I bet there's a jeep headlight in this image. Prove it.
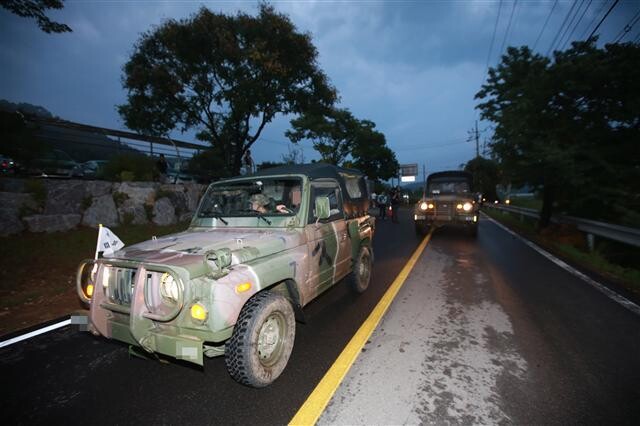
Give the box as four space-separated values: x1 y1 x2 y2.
419 202 428 211
160 273 179 304
77 260 97 303
463 202 472 212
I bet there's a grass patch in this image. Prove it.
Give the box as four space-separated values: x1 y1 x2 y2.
0 223 188 312
555 244 640 287
508 197 542 210
484 207 640 295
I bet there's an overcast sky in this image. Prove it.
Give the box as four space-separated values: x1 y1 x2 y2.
1 0 637 174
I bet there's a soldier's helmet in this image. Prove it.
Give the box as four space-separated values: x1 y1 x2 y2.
250 193 270 208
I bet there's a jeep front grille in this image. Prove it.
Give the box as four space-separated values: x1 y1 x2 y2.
105 266 136 306
434 201 454 217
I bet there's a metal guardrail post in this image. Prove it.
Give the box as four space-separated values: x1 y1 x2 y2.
586 234 595 252
485 204 640 248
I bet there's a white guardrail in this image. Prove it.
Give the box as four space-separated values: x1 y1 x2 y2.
485 204 640 250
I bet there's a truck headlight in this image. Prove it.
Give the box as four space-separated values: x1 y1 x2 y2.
160 273 179 304
463 202 472 212
420 202 428 211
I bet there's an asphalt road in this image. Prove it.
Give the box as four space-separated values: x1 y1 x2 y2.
2 210 639 425
319 215 640 425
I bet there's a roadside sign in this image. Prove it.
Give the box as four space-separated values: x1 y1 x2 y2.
400 163 418 182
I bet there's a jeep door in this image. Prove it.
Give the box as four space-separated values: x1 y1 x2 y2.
305 180 352 291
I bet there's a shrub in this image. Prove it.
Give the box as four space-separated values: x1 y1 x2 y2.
144 204 154 221
24 179 46 208
81 196 93 210
102 153 158 182
112 191 129 208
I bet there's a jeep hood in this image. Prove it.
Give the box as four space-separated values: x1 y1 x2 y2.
110 228 304 268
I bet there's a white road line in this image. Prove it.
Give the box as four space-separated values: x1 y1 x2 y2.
0 318 71 349
482 212 640 316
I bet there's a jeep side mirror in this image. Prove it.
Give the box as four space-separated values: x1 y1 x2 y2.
315 196 331 221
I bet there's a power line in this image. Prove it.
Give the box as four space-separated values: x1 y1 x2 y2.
499 0 518 56
580 0 610 40
557 0 587 50
533 0 559 51
613 8 640 43
483 0 503 83
547 0 579 56
395 139 469 152
586 0 620 41
561 0 593 49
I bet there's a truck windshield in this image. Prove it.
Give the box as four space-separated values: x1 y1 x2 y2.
428 179 471 194
197 177 303 219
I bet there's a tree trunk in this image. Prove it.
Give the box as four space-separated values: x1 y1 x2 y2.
539 183 555 229
232 147 243 176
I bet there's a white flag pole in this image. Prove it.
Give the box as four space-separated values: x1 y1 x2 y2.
94 223 102 260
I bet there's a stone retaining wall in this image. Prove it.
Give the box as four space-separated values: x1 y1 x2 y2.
0 178 207 236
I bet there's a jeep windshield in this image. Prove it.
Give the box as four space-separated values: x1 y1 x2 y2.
428 178 471 195
197 177 303 219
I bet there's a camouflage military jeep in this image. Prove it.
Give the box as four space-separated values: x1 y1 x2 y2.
414 170 479 237
76 163 375 387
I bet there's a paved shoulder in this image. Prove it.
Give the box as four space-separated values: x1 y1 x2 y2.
319 231 526 424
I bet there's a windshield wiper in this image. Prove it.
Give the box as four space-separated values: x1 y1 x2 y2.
199 210 228 224
256 214 271 225
236 209 272 225
212 214 228 225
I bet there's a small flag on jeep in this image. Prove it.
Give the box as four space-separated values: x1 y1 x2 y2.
95 224 125 259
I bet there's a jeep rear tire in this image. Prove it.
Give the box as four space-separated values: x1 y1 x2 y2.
225 291 295 388
349 245 373 293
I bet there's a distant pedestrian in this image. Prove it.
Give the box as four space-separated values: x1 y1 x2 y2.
242 149 255 175
391 186 400 223
156 154 168 183
371 191 378 212
377 192 388 220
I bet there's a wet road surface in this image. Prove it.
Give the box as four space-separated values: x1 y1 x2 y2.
320 216 640 425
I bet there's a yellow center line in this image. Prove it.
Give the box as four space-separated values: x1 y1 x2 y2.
289 229 434 426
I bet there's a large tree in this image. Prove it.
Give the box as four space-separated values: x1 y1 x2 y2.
286 108 358 165
350 121 399 181
287 107 399 180
1 0 71 33
118 5 336 176
463 156 500 201
476 41 640 228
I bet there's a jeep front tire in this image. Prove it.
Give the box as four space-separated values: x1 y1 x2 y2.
225 291 295 387
349 245 373 293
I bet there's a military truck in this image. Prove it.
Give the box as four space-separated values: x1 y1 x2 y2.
76 164 375 387
413 170 479 237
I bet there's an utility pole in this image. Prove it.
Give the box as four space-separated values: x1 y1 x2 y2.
422 163 426 198
467 120 481 192
475 120 480 158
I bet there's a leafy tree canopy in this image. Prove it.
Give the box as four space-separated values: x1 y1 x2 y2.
286 108 357 165
118 5 336 177
476 40 640 227
1 0 71 33
463 156 500 201
287 107 399 180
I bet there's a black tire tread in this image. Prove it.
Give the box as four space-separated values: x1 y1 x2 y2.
225 291 294 388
